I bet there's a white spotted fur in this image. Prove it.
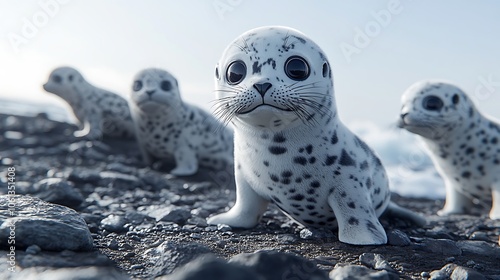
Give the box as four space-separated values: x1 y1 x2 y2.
207 26 425 245
43 66 135 139
399 80 500 220
128 68 233 176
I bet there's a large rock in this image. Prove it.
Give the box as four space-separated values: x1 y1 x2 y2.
144 241 213 277
160 256 260 280
32 178 84 209
230 250 329 280
0 195 93 251
11 266 129 280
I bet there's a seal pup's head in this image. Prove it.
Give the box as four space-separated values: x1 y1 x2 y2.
214 26 335 130
43 66 86 100
398 80 475 140
130 68 182 113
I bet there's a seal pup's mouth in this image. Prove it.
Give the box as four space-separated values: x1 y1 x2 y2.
238 104 293 115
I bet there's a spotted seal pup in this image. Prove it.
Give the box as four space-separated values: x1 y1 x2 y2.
398 80 500 220
128 68 233 176
207 26 425 245
43 66 135 139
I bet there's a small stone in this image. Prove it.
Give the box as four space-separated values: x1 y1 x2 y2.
33 178 84 208
457 240 500 258
107 240 119 250
217 224 232 232
164 255 258 280
359 253 395 272
387 229 411 246
67 169 101 183
415 238 462 256
421 271 430 278
144 241 213 277
230 250 329 280
430 264 456 280
130 264 145 270
276 234 298 245
450 266 486 280
469 232 490 242
25 244 41 255
101 215 128 233
329 264 397 280
107 162 136 174
299 228 335 240
190 233 202 239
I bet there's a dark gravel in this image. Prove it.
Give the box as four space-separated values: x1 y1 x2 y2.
1 112 499 280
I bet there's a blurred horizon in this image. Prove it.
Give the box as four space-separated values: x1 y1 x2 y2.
1 0 499 125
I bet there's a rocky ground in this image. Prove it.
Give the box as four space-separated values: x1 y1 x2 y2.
0 112 499 280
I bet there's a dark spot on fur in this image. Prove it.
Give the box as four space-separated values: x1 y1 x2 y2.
348 217 359 225
273 133 286 143
291 194 305 201
331 131 338 144
305 145 313 154
294 156 307 165
269 146 287 155
325 155 338 166
269 174 279 182
339 149 356 166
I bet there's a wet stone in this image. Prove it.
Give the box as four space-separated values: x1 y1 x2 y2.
0 195 93 251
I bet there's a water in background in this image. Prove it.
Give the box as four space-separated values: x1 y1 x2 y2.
0 98 71 123
0 98 445 199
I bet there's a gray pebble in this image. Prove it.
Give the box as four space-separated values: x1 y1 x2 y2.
217 224 232 232
387 229 411 246
107 240 119 250
276 234 299 245
299 228 335 240
33 178 84 208
359 253 395 272
25 244 41 255
329 264 398 280
414 238 462 256
101 215 128 233
457 240 500 258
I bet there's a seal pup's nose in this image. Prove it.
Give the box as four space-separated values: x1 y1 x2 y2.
253 83 272 97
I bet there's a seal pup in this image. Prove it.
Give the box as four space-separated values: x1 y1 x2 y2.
208 26 425 245
129 68 233 176
43 66 135 140
398 80 500 220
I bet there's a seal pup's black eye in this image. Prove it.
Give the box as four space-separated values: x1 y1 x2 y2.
322 62 329 78
422 95 444 111
226 61 246 85
161 80 172 91
133 80 143 92
52 75 62 84
285 56 310 81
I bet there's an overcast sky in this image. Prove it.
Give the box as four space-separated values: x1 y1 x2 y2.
0 0 499 125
